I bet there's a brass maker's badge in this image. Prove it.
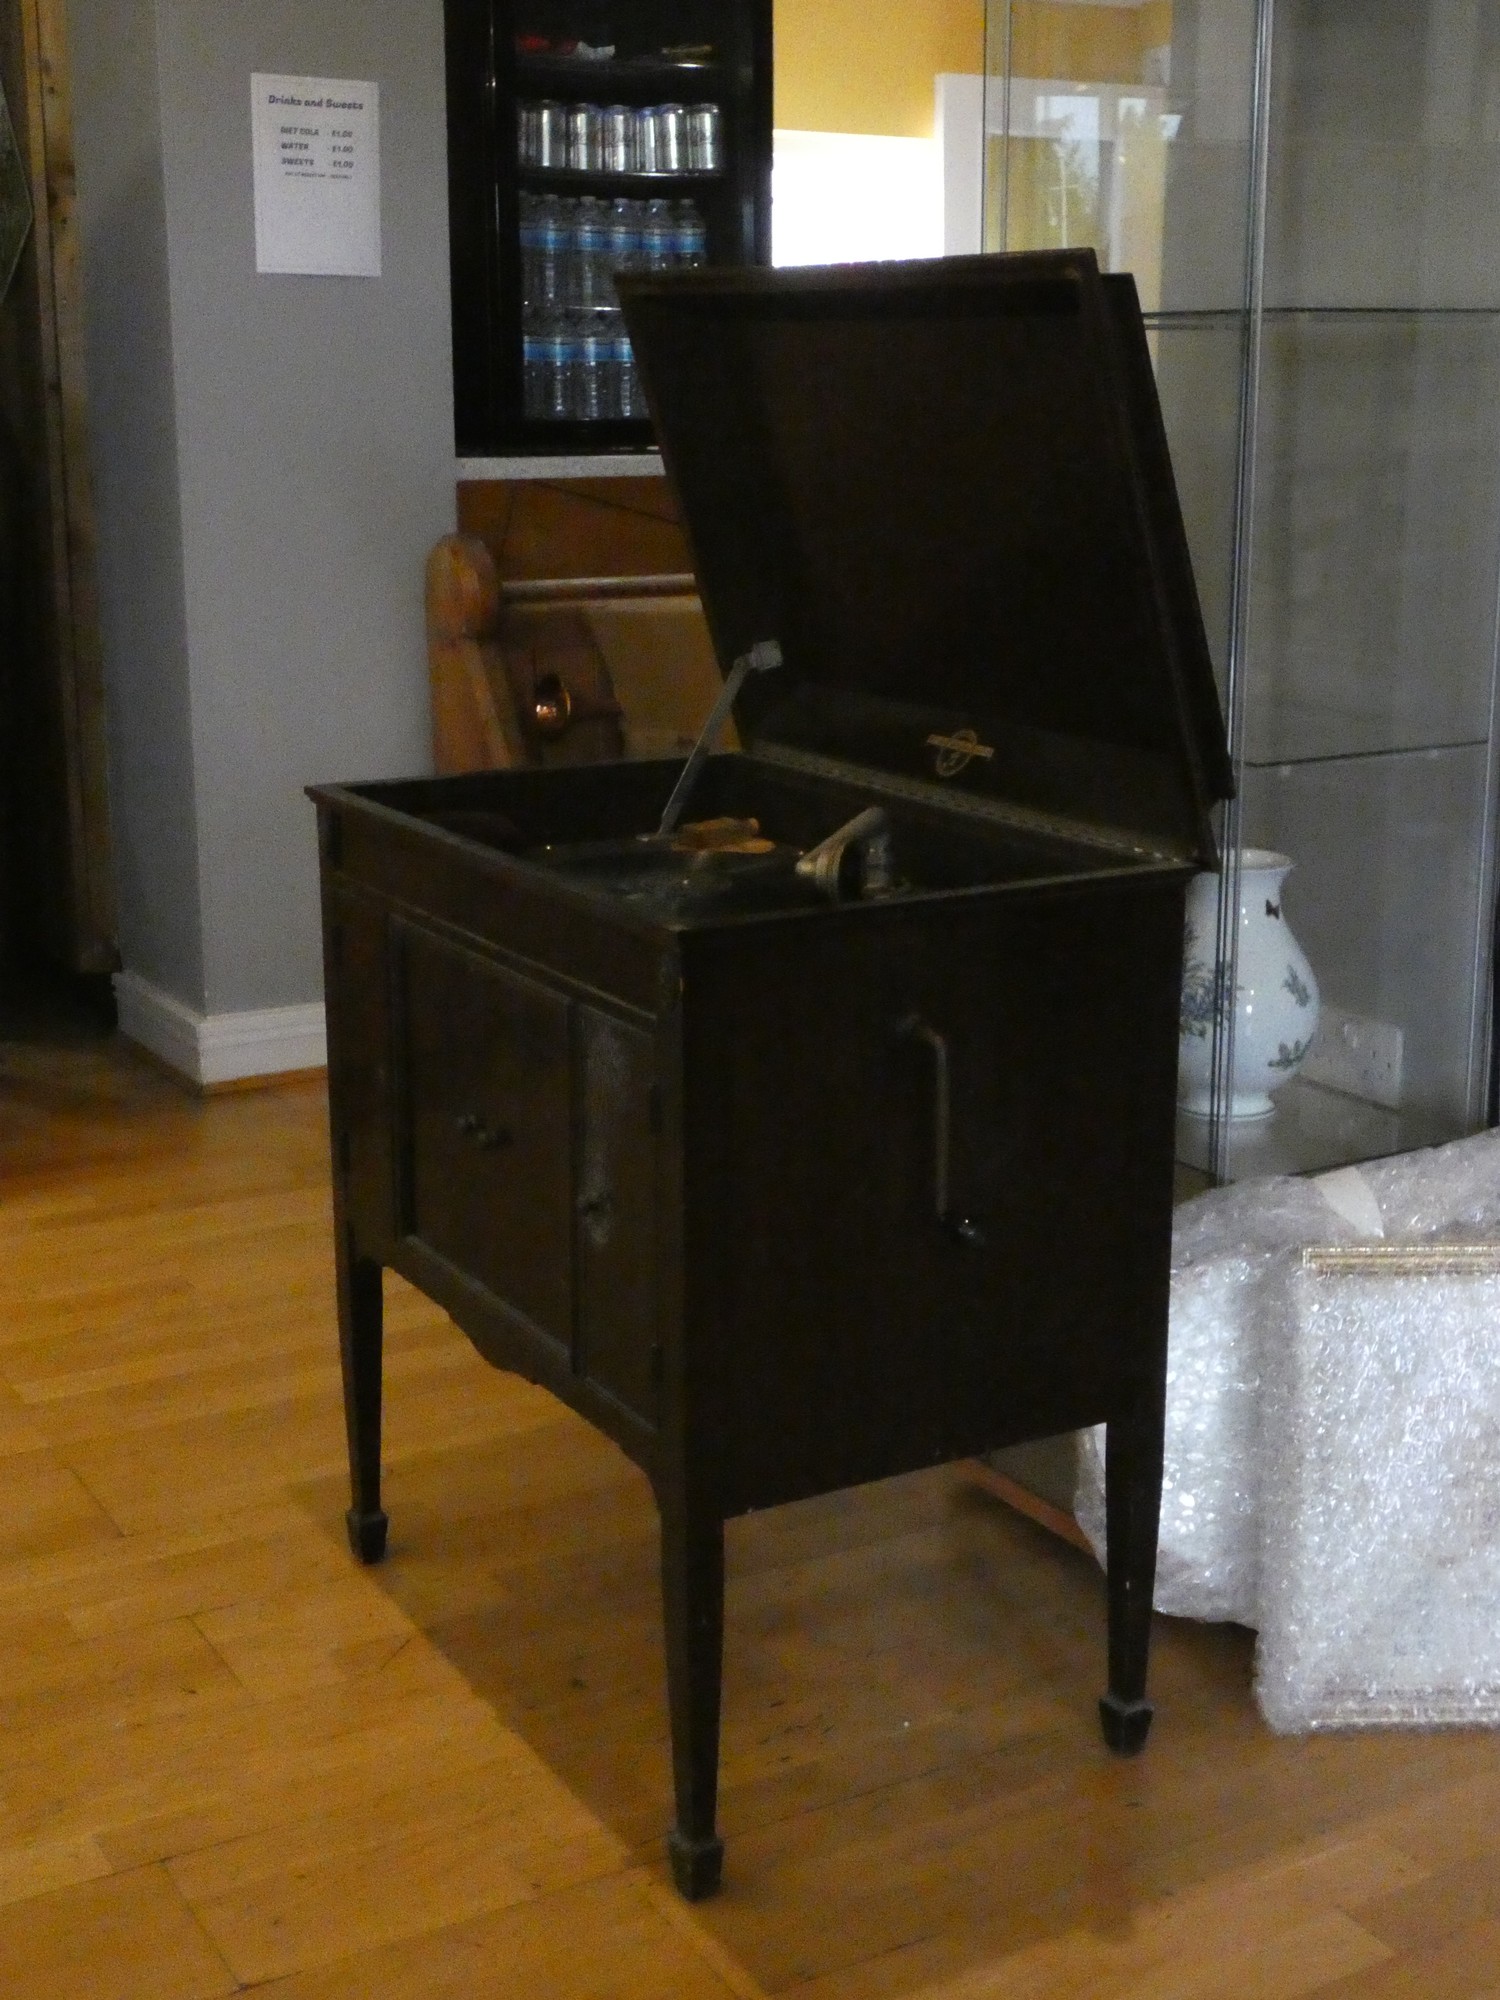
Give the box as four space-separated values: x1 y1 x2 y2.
926 726 996 780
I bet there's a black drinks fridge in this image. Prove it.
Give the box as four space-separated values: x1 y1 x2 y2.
445 0 774 455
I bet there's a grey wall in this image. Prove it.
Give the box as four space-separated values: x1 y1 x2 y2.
68 0 455 1016
68 0 204 1004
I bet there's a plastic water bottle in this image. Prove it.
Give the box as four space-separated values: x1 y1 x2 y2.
523 322 547 418
595 310 622 417
671 199 707 268
642 198 674 271
542 315 572 420
575 197 609 311
578 319 609 420
518 192 542 317
536 195 567 314
565 316 591 419
606 198 639 298
558 196 585 310
614 322 645 418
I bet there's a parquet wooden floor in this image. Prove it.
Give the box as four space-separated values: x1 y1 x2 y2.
4 1033 1500 1997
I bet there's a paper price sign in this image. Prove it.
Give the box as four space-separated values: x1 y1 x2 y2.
252 74 381 277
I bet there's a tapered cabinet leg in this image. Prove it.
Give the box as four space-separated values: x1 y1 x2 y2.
660 1499 725 1899
1098 1390 1164 1755
337 1230 387 1564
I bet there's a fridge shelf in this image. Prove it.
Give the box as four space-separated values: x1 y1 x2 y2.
505 415 653 450
518 165 726 186
514 53 722 87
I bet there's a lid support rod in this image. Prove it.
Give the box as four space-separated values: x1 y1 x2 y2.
655 639 783 839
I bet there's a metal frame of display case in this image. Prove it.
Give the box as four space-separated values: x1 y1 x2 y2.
983 0 1500 1183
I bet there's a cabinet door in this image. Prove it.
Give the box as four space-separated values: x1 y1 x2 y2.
575 1006 660 1423
395 922 573 1350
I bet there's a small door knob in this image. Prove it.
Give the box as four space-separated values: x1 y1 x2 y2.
455 1112 512 1152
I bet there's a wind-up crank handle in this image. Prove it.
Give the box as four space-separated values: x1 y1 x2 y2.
655 638 783 840
795 806 894 900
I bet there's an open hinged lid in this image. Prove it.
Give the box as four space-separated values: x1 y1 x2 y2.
618 249 1234 866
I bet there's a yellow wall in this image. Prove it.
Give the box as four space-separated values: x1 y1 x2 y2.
774 3 1171 139
1140 1 1173 59
774 0 984 138
1009 2 1167 87
998 4 1176 307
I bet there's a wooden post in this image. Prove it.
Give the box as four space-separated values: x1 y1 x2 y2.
0 0 115 972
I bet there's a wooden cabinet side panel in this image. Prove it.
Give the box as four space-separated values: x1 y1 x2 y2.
681 876 1187 1515
942 878 1185 1428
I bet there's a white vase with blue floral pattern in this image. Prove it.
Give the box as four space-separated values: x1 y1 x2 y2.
1178 849 1320 1120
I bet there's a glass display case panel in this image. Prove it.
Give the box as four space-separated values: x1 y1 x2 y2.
983 0 1263 315
1264 0 1500 314
1181 742 1493 1177
984 0 1500 1181
1242 745 1492 1127
1150 313 1246 698
1246 314 1500 767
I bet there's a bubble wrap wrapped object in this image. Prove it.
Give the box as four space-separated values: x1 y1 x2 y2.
1074 1126 1500 1726
1256 1247 1500 1730
1075 1175 1366 1625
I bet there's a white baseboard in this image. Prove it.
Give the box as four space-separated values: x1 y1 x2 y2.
114 972 327 1087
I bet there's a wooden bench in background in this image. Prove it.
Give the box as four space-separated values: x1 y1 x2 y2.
429 474 729 774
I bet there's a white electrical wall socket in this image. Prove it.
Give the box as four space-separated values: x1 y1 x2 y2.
1301 1003 1405 1110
